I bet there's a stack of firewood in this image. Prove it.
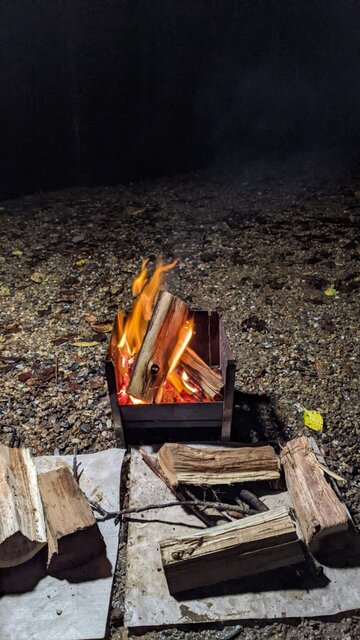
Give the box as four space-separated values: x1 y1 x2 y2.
145 438 350 594
0 444 105 574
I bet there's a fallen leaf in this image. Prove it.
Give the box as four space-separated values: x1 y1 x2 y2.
39 366 56 381
303 408 323 432
324 287 340 297
18 371 33 382
0 335 6 343
91 320 113 334
3 322 19 333
12 249 23 257
31 271 46 283
71 340 99 347
84 314 98 324
0 286 10 296
75 259 88 267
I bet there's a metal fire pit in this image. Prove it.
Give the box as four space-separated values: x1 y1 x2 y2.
105 310 235 446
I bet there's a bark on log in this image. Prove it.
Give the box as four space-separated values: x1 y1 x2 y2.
179 347 223 399
0 444 47 568
157 443 280 488
38 465 106 573
160 506 304 593
280 436 349 551
128 290 189 402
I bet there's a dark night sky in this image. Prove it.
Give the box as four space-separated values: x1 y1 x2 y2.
1 1 360 198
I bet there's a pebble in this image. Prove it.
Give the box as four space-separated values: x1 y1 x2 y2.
80 423 92 434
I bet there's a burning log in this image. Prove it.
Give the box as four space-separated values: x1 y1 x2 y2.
160 506 304 594
128 290 190 402
280 436 349 551
0 444 47 568
157 443 280 489
178 347 223 400
38 465 106 573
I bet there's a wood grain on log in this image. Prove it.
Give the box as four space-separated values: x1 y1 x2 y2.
157 443 280 488
160 506 304 593
280 436 348 551
179 347 223 399
38 465 106 573
128 290 189 402
0 444 47 568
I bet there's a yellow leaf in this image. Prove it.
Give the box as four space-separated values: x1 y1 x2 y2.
71 340 99 347
324 287 339 297
12 249 23 257
303 408 323 432
0 286 9 296
75 259 88 267
30 271 45 283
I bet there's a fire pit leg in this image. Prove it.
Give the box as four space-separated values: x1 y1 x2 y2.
221 360 236 440
105 360 125 447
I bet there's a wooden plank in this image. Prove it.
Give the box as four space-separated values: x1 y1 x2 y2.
0 444 47 568
157 443 280 488
160 507 304 593
128 290 189 403
38 465 106 573
280 436 349 551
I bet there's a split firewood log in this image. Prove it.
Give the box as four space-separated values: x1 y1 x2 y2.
157 443 280 488
0 444 47 568
280 436 349 551
38 465 106 573
160 506 304 593
128 290 189 402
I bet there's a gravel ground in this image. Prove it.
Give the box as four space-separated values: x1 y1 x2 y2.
0 152 359 639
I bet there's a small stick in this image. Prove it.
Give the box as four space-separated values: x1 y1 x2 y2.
184 487 234 522
113 500 249 524
238 489 269 513
72 445 84 485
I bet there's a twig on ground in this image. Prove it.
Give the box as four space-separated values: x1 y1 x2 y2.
72 445 84 484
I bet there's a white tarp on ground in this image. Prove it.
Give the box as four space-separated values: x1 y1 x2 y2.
0 448 124 640
125 446 360 630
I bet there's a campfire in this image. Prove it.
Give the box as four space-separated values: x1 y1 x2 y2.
106 260 236 444
111 260 223 405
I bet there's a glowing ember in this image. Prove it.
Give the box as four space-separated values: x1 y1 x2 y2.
113 259 221 405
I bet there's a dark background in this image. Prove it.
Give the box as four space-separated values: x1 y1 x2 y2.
1 0 360 199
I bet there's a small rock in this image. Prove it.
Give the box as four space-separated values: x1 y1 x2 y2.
80 423 91 434
56 609 62 616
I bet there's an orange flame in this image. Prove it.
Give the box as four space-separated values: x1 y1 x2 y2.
114 258 219 405
120 258 177 356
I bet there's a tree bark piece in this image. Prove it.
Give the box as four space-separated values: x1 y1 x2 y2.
0 444 47 568
128 290 189 402
38 465 106 574
160 506 304 593
280 436 349 551
157 443 280 488
178 347 223 399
